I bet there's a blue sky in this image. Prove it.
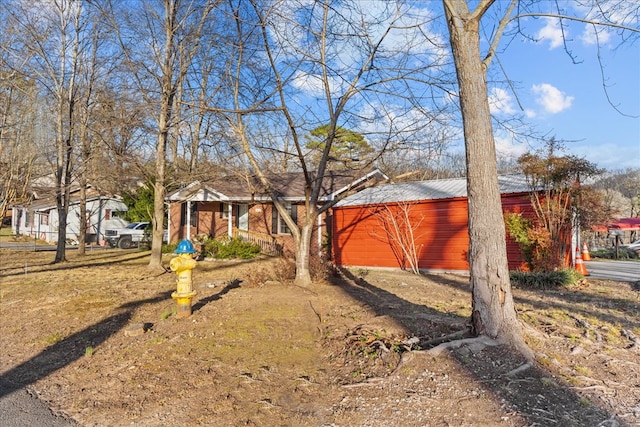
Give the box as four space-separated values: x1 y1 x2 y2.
487 16 640 171
283 2 639 173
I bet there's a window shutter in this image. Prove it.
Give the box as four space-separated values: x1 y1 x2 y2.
272 205 278 234
219 203 224 218
180 203 187 226
290 204 297 224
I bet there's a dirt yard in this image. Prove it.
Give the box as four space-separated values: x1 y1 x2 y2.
0 248 638 426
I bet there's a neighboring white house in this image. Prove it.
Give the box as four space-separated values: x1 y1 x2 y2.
12 188 128 245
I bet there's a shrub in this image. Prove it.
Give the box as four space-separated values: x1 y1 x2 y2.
309 254 336 281
162 243 178 253
243 257 296 287
202 237 261 259
510 268 582 289
590 248 639 260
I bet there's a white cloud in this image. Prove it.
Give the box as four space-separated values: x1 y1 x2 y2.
290 70 343 96
488 87 515 115
536 18 564 49
580 25 611 45
268 1 447 99
494 134 528 159
532 83 574 114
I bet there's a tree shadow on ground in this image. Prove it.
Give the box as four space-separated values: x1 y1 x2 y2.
192 279 242 313
423 272 640 344
0 291 171 399
334 267 625 426
0 251 152 279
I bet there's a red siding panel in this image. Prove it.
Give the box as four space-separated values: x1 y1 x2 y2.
333 193 532 272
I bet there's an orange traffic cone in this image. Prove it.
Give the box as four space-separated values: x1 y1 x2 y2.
582 242 591 261
575 246 589 276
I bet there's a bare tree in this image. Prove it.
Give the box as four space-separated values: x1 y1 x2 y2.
594 168 640 218
219 0 452 285
107 0 217 269
0 70 39 229
370 202 424 275
74 2 114 255
2 1 88 262
442 0 639 355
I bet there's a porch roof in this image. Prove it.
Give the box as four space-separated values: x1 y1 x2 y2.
166 169 388 203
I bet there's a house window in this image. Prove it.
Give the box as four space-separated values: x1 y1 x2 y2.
272 203 296 235
104 209 111 220
220 203 231 219
24 210 31 227
40 214 49 225
190 203 198 227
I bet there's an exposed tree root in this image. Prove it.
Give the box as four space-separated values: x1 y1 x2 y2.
421 329 471 349
425 335 502 357
569 314 602 343
621 329 639 350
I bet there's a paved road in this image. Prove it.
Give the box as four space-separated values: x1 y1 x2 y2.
0 382 76 427
585 260 640 282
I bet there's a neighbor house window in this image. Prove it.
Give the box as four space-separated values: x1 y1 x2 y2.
104 209 111 220
272 203 296 234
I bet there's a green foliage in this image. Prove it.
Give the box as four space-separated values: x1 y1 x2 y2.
590 248 639 260
162 242 178 254
121 182 155 222
510 269 583 289
515 140 603 270
202 237 261 259
305 124 373 169
504 211 553 271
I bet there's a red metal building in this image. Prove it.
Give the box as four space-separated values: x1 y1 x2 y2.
332 175 538 273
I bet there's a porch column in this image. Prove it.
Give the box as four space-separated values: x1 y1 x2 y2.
166 202 171 244
317 211 322 253
227 203 232 238
186 201 191 240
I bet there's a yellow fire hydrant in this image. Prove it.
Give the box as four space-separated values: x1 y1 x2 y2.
170 239 198 318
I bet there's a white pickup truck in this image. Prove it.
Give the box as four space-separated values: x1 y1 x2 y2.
104 222 151 249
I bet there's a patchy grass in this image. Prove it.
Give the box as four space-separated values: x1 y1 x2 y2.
1 248 638 426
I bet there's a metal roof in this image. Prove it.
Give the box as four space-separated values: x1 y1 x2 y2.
336 174 531 207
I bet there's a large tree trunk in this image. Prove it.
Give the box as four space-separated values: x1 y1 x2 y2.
444 1 529 356
149 114 169 271
148 0 176 271
294 221 314 286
